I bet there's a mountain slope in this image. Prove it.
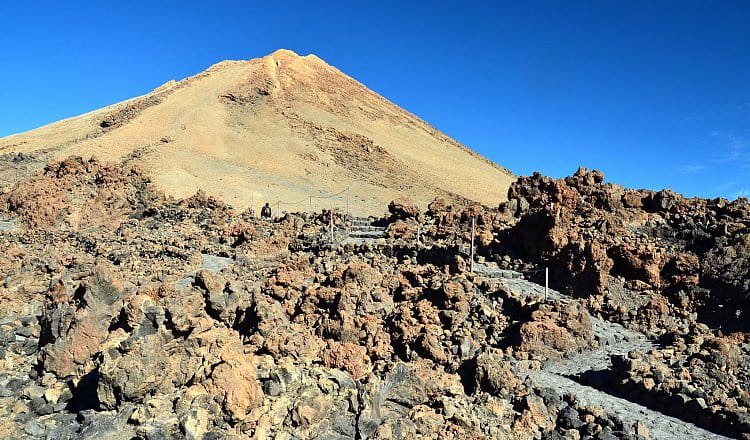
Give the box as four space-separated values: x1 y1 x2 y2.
0 49 514 214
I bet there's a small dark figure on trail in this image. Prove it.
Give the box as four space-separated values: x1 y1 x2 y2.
261 202 272 219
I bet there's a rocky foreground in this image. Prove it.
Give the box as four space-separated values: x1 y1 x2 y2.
0 156 748 439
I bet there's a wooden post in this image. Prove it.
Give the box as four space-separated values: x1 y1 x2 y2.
470 217 476 273
545 267 549 302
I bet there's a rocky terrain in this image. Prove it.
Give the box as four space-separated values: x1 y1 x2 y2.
0 156 748 439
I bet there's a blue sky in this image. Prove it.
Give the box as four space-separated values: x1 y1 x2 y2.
1 1 749 199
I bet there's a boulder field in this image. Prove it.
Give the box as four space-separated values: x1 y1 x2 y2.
0 156 747 439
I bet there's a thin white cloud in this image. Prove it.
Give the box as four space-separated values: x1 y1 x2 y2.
675 131 750 198
710 131 750 170
715 180 741 191
678 164 705 174
695 132 750 198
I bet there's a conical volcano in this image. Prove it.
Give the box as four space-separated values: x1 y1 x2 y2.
0 49 514 214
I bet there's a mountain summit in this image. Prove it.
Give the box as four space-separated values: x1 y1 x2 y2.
0 49 514 214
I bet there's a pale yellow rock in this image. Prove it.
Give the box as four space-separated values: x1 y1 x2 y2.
182 408 209 440
634 420 650 439
43 382 66 405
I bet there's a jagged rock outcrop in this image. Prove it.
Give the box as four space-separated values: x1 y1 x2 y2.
2 156 160 229
497 166 750 334
39 265 126 379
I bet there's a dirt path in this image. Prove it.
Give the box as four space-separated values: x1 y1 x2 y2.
474 263 731 440
527 370 728 439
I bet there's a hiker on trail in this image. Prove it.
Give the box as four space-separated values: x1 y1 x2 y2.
261 202 272 219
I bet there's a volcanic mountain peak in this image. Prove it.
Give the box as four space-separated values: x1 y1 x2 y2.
0 50 514 215
267 48 322 62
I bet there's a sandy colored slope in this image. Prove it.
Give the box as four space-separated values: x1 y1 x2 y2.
0 49 514 215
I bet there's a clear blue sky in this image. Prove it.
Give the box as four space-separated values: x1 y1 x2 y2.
1 1 749 199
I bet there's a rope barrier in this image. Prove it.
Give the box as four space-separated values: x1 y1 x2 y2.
232 186 353 215
278 196 310 206
311 187 349 199
275 187 351 213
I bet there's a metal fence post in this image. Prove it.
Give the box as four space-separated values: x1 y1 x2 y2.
330 207 334 244
470 217 476 273
346 187 350 216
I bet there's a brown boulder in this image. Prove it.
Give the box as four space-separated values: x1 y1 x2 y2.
518 302 595 359
609 244 665 288
387 220 417 239
473 350 523 397
321 340 371 380
388 198 421 221
427 197 450 215
622 191 645 208
204 349 264 421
